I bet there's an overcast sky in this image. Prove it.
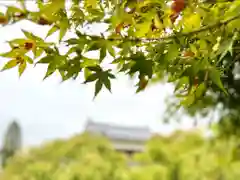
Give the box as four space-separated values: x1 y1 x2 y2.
0 1 214 148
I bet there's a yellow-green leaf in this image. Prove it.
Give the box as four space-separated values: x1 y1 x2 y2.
46 25 59 38
165 42 179 61
84 68 92 80
154 14 164 30
107 44 115 57
181 94 195 107
86 0 97 9
1 59 19 71
40 0 65 22
195 83 206 98
33 47 43 59
0 50 21 58
18 61 26 76
24 55 34 64
84 73 98 83
183 13 201 32
6 6 23 14
81 57 98 67
135 20 152 37
59 20 69 41
8 38 27 45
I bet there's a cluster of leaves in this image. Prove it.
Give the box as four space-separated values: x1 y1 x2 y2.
205 38 240 137
0 0 240 101
2 130 240 179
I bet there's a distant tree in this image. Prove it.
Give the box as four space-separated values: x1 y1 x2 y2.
2 130 240 179
1 120 22 168
0 133 127 180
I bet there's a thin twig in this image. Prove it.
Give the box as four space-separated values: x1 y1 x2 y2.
204 71 209 82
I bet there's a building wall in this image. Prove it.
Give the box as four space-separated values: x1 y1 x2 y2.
111 139 145 152
84 120 150 155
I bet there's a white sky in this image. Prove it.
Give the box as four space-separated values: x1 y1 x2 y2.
0 1 216 148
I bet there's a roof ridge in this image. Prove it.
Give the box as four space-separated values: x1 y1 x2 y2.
86 120 150 131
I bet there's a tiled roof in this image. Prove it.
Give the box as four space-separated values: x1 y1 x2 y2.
85 120 151 141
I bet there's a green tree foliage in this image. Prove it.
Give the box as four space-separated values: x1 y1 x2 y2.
0 120 22 168
0 133 127 180
0 0 239 103
2 131 240 179
133 131 240 179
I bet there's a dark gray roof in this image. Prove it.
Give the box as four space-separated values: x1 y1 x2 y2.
85 120 151 141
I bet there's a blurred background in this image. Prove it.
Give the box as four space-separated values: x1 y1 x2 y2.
0 1 238 179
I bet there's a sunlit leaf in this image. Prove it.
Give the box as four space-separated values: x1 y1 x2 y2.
174 76 189 92
22 30 42 42
59 20 69 41
107 44 115 57
165 42 179 62
8 38 27 45
37 56 54 64
40 0 65 22
195 83 206 98
33 47 44 59
43 63 56 80
46 25 59 38
183 13 201 32
18 60 26 76
181 94 195 107
6 6 23 14
84 68 92 80
135 20 152 37
87 65 102 72
86 0 97 9
1 59 19 71
0 50 21 58
84 73 98 83
219 39 234 60
24 55 33 64
154 14 164 30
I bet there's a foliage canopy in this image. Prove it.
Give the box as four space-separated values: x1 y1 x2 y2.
2 131 240 179
0 0 239 106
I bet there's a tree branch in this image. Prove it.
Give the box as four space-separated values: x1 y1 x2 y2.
204 0 235 4
99 13 240 42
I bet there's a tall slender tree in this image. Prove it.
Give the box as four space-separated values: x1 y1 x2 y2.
1 120 22 168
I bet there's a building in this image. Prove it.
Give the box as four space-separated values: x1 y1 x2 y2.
85 120 152 156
